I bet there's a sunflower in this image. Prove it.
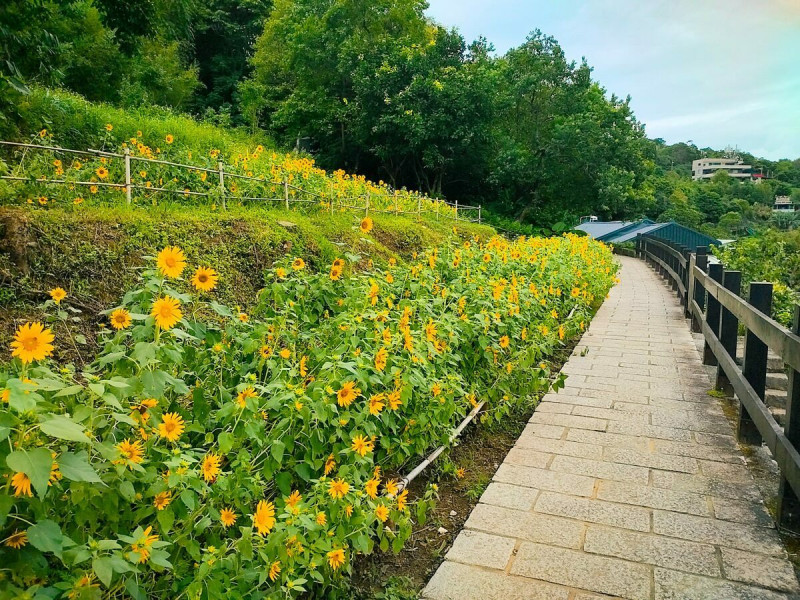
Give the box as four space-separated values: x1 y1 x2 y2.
108 308 132 330
156 246 186 278
286 490 302 509
291 258 305 271
49 287 67 304
4 530 27 549
220 507 237 527
237 386 257 408
327 548 346 570
158 412 185 441
336 381 361 407
375 504 389 522
165 134 174 144
396 489 409 511
268 560 281 582
253 500 276 536
499 335 510 349
153 491 172 510
131 527 159 563
191 266 218 292
10 322 54 364
315 512 326 525
368 394 385 416
117 439 144 464
299 355 308 377
384 478 399 497
73 197 84 205
151 296 182 329
360 216 373 233
374 347 387 372
96 166 109 179
202 453 222 482
11 472 33 497
324 454 336 476
105 123 113 131
328 478 350 499
365 478 379 499
388 389 402 411
351 435 374 457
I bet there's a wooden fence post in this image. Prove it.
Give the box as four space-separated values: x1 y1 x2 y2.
454 200 459 221
715 270 741 395
283 179 289 211
702 263 723 365
778 305 800 533
739 282 772 444
691 247 708 331
218 161 226 210
124 147 132 205
686 251 696 319
478 205 482 224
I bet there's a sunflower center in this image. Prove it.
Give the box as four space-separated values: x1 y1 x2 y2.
165 257 176 267
160 306 173 318
198 273 208 282
22 336 39 351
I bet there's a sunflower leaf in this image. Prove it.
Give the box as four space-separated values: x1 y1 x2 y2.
6 448 52 497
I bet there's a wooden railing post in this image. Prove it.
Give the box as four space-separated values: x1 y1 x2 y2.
715 270 741 395
778 305 800 534
686 251 696 319
283 179 289 211
454 200 459 221
680 247 690 308
218 161 226 210
124 147 132 205
702 263 723 365
738 282 772 444
692 248 708 332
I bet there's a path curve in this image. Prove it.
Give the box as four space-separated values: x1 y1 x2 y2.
422 256 800 600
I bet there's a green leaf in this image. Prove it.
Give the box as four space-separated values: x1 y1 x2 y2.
93 556 114 587
53 385 85 398
7 448 53 497
59 451 102 483
28 519 63 557
88 383 105 397
0 494 14 528
40 414 90 443
180 490 196 511
270 440 285 463
157 507 175 532
275 471 292 496
119 481 136 502
218 432 234 454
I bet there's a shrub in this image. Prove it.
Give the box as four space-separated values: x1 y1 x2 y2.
0 232 616 598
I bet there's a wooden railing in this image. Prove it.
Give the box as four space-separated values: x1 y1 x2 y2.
637 234 800 534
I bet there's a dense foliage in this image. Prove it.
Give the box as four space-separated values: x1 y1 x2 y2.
713 230 800 326
0 233 617 598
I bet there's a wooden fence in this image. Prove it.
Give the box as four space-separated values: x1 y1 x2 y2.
0 140 482 223
637 234 800 533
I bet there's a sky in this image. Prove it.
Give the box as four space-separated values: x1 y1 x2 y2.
425 0 800 161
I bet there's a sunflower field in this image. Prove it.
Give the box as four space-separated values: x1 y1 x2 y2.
1 126 460 219
0 229 617 599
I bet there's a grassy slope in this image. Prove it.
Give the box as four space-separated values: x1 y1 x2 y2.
0 204 493 358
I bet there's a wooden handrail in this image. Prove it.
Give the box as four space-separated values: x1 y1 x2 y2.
638 233 800 534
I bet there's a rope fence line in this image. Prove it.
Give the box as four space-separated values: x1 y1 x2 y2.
0 140 482 224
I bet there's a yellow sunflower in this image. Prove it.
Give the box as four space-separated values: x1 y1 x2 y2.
4 530 27 549
110 308 132 330
360 216 373 233
49 287 67 304
375 504 389 522
117 439 144 464
153 491 172 510
151 296 182 329
10 322 54 364
328 478 350 499
96 166 109 179
156 246 186 278
165 134 174 144
252 500 276 536
291 258 305 271
351 435 374 457
220 507 237 527
158 412 185 441
269 560 281 582
337 381 361 407
327 548 346 570
191 266 218 292
202 453 222 482
11 472 33 497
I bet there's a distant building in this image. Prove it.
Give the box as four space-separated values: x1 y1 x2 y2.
691 157 753 181
773 196 797 212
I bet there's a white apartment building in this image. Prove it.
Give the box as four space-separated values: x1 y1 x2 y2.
691 157 753 181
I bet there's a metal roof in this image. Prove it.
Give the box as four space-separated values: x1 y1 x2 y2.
607 222 664 243
574 221 633 238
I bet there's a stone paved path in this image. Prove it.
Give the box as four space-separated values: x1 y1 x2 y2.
423 256 800 600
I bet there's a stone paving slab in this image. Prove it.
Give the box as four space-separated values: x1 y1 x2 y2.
423 257 800 600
